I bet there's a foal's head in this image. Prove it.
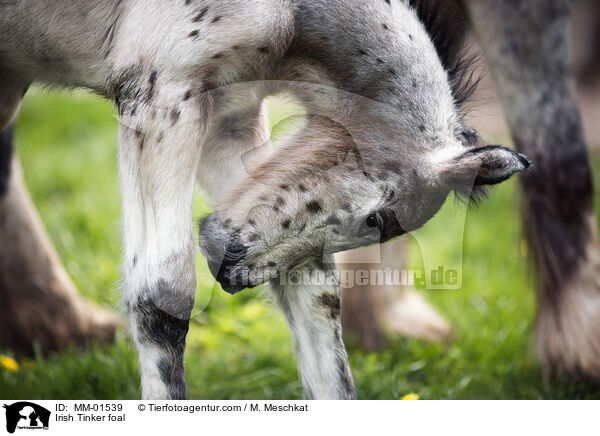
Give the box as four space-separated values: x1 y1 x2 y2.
199 110 528 292
198 3 530 293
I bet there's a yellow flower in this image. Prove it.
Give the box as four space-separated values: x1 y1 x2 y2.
0 355 19 372
401 393 419 400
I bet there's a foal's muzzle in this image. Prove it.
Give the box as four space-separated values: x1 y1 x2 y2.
198 214 253 294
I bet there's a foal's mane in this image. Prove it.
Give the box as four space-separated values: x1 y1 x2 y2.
410 0 480 108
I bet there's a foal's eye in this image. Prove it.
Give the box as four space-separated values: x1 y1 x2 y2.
359 212 382 237
366 214 378 228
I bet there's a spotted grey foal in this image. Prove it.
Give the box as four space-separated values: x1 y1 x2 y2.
1 0 526 400
199 0 529 399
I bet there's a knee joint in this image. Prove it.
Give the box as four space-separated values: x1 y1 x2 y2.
132 294 190 351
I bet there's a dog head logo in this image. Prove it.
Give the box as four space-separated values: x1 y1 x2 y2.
3 402 50 433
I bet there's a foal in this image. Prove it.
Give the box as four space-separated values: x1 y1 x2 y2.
0 0 527 399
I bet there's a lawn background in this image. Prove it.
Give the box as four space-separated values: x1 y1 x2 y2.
1 88 599 399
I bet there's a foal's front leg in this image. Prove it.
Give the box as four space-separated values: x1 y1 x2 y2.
115 78 208 399
271 257 356 400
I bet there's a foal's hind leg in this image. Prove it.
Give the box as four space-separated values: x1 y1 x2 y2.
467 0 600 382
271 257 356 400
196 83 272 202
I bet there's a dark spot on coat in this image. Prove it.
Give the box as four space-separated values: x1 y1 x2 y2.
306 200 322 214
157 131 165 143
318 293 340 319
358 49 367 55
326 214 341 226
147 70 158 100
388 68 396 75
212 52 223 59
192 6 208 22
258 46 269 53
267 261 276 267
282 219 290 229
248 232 260 242
280 184 289 191
134 129 145 150
382 23 389 30
211 16 221 23
248 218 256 226
276 196 285 206
418 125 425 132
273 204 280 212
183 90 192 101
107 65 144 115
170 108 181 125
341 202 352 212
189 30 199 38
376 58 384 64
298 184 307 192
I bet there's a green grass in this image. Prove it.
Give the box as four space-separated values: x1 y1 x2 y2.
1 88 599 399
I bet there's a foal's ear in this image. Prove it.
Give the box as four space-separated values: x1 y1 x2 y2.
437 145 530 188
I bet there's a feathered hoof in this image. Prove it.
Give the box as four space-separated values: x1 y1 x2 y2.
535 240 600 385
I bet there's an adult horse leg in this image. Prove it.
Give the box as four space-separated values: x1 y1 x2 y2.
468 0 600 382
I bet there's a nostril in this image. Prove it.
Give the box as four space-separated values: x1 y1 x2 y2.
225 239 247 258
226 239 244 253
